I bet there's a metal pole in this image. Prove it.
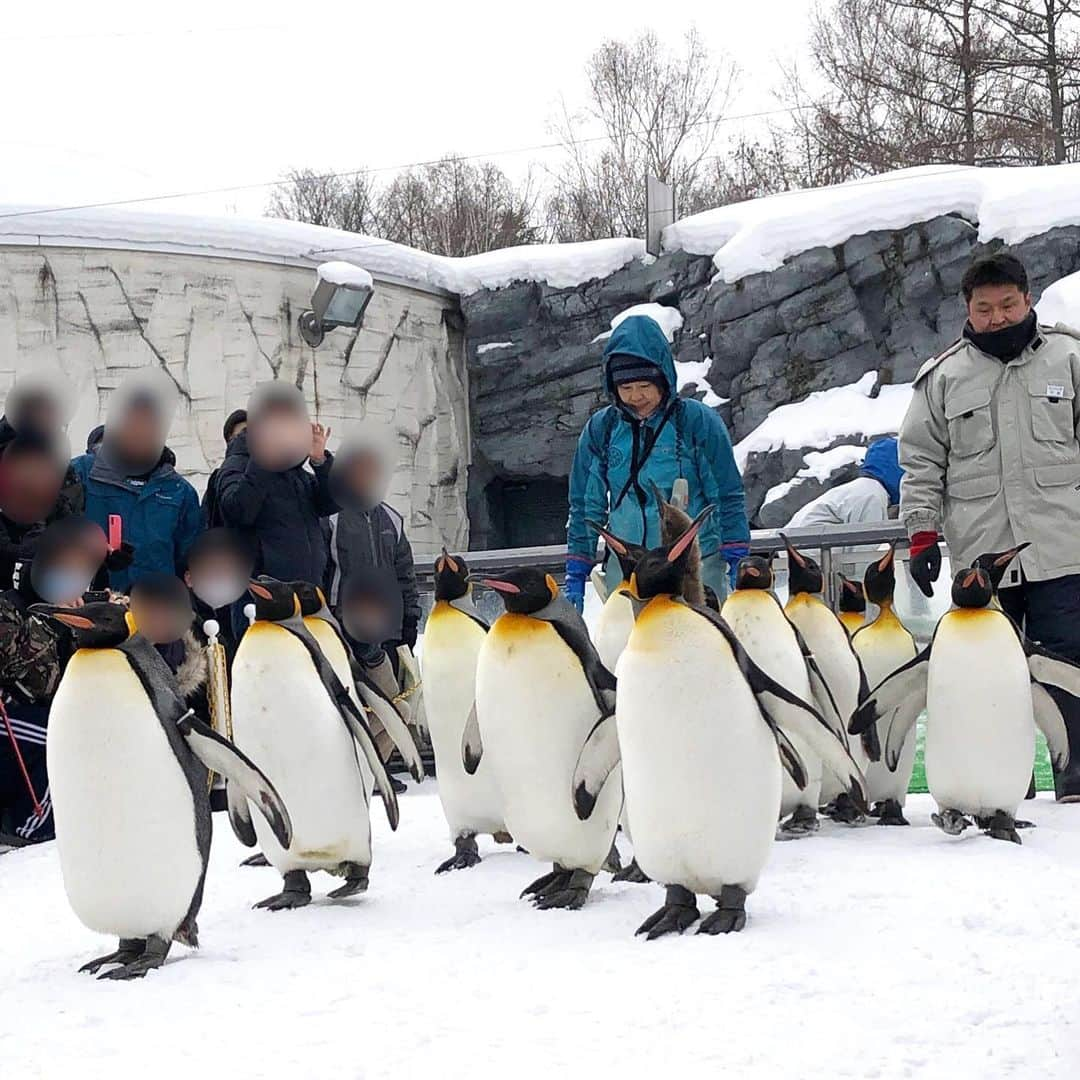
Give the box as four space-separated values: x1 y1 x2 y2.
820 545 836 609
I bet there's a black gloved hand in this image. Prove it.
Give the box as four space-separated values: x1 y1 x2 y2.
909 533 942 598
104 542 136 573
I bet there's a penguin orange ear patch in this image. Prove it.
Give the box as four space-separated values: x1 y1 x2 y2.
124 610 137 636
546 574 560 600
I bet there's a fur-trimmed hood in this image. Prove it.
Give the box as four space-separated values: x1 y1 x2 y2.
175 628 209 699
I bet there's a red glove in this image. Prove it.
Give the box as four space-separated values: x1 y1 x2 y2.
908 531 939 559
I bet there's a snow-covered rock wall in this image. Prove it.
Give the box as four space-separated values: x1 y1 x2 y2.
463 216 1080 541
0 245 469 558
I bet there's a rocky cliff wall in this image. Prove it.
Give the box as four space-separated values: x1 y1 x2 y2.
463 216 1080 547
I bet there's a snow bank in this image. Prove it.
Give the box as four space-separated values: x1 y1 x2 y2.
476 341 515 355
4 786 1079 1078
1038 270 1080 327
674 357 726 408
0 204 644 296
316 260 373 290
762 444 867 507
735 373 912 469
665 163 1080 283
593 302 685 345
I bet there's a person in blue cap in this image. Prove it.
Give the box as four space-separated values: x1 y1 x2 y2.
565 314 750 611
786 437 903 529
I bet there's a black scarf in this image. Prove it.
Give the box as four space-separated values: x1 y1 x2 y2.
963 310 1038 363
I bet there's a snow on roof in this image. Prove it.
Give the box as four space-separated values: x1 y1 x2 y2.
734 372 912 470
317 260 373 290
664 163 1080 284
0 204 643 296
1037 271 1080 327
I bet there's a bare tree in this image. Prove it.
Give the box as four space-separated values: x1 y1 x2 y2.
267 168 381 233
546 28 738 240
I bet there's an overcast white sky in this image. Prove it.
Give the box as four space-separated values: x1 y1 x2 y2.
0 0 813 222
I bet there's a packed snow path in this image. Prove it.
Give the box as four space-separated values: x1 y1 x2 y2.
3 784 1079 1078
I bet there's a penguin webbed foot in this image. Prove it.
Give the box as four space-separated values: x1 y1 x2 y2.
822 792 867 825
636 885 699 940
777 804 819 840
977 811 1023 845
79 938 145 975
328 862 370 899
874 799 910 827
931 809 973 836
435 834 481 875
240 853 270 868
96 935 170 980
613 858 651 884
255 870 312 911
698 886 747 935
533 868 595 911
520 865 571 900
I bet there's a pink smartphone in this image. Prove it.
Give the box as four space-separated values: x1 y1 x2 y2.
108 514 123 552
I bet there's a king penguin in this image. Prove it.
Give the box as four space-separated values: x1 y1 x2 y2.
471 568 621 909
838 575 867 636
721 555 850 839
39 602 291 978
291 580 425 784
782 534 876 822
851 545 1080 843
230 579 399 909
422 550 509 873
574 512 867 938
852 547 919 825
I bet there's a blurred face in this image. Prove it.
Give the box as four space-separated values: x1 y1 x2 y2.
616 380 663 420
967 284 1032 334
111 402 165 468
185 551 251 610
343 451 386 502
130 595 191 645
0 451 64 524
248 407 311 472
32 547 100 605
342 594 395 644
13 394 61 435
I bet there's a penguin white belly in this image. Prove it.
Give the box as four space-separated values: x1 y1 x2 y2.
476 614 619 873
926 611 1034 817
595 587 634 673
47 650 203 939
856 617 919 805
722 592 821 817
619 598 781 895
422 603 504 839
231 624 371 872
787 594 866 799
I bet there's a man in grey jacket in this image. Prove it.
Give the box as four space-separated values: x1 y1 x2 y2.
899 252 1080 800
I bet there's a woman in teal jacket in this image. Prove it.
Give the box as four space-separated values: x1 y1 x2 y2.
566 314 750 610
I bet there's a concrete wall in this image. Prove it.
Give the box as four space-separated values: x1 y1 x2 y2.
0 245 470 557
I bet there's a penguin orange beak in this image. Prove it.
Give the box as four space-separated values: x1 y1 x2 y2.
877 546 896 572
248 581 273 600
480 578 520 594
440 547 459 574
587 519 630 557
50 611 95 630
780 533 807 568
743 565 762 578
962 570 979 589
667 504 715 564
994 542 1031 568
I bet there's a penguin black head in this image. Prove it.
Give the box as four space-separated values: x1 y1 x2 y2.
434 549 471 602
862 547 897 606
248 578 301 622
782 534 823 596
628 505 714 602
480 568 560 615
951 566 994 609
587 521 646 582
735 554 774 591
838 574 867 613
32 601 134 649
288 581 324 618
972 542 1031 592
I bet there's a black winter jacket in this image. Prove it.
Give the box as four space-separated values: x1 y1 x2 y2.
215 431 337 585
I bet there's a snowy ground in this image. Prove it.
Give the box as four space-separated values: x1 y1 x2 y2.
3 785 1080 1079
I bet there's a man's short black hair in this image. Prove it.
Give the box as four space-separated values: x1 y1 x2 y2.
961 252 1030 301
223 409 247 443
130 572 193 612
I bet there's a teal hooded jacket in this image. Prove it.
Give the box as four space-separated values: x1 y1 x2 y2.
567 315 749 566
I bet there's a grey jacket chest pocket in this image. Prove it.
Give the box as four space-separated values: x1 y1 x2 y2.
944 387 995 458
1028 378 1076 443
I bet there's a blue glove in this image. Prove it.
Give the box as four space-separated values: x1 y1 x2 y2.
723 543 750 589
564 558 590 613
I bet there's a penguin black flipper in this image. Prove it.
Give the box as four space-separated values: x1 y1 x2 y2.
850 648 930 771
572 714 622 819
462 703 483 775
226 781 257 847
546 603 618 718
176 711 293 850
277 616 401 831
690 604 867 808
765 722 809 790
1025 644 1080 770
852 649 879 762
788 619 847 746
1030 683 1071 771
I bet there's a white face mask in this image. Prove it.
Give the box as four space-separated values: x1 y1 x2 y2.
193 576 247 610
